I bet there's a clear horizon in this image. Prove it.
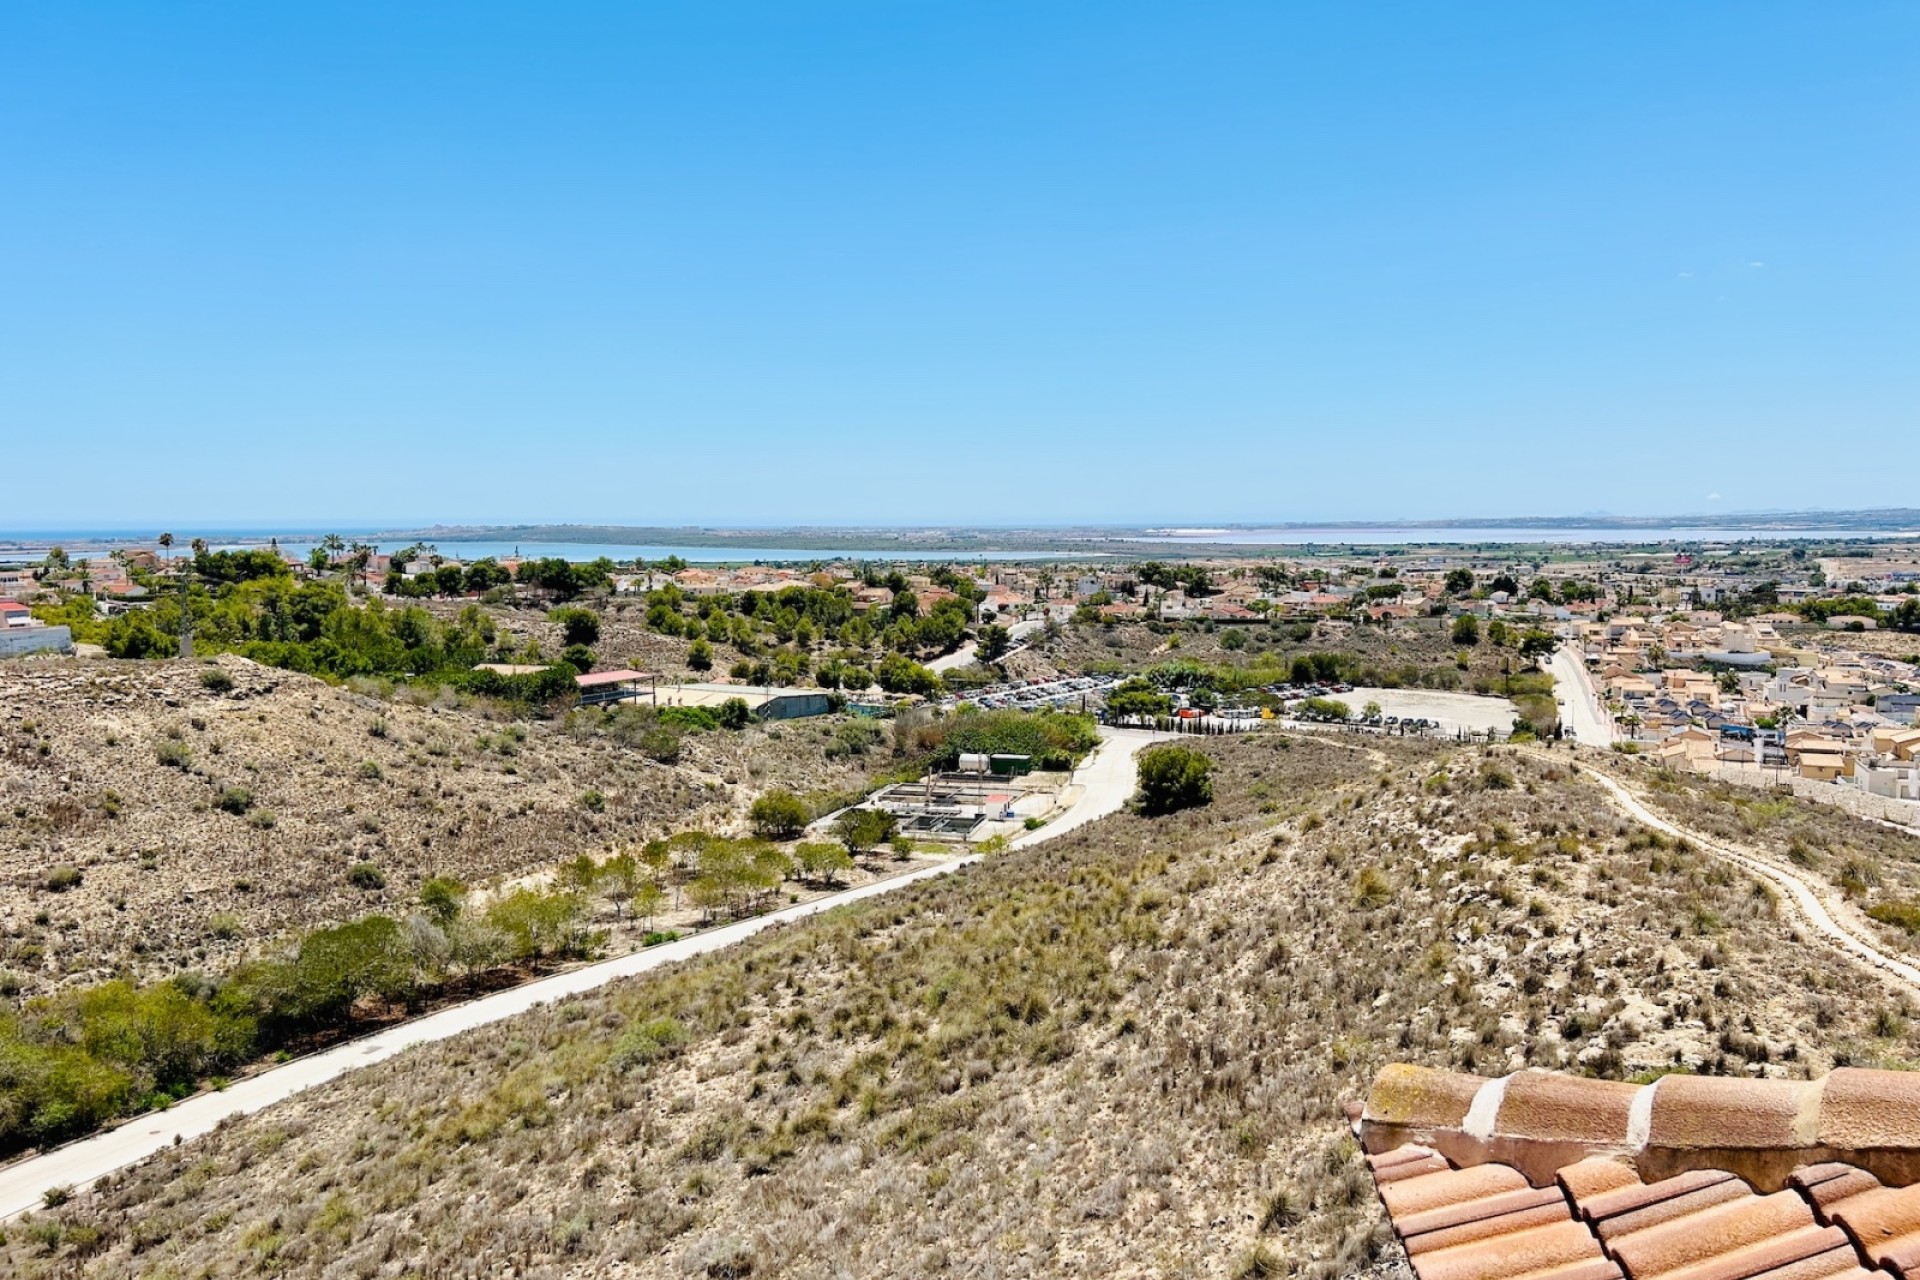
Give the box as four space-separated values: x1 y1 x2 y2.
4 3 1915 526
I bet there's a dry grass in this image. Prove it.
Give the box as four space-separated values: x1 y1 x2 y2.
1583 752 1920 955
11 733 1916 1278
0 655 873 995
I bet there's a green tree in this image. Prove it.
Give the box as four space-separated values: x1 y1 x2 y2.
834 808 897 859
876 652 941 695
1444 568 1475 595
687 637 714 671
978 624 1012 661
419 877 466 928
549 606 602 648
1450 614 1481 645
794 841 854 886
484 889 592 962
748 790 811 840
1135 745 1214 816
1105 678 1172 721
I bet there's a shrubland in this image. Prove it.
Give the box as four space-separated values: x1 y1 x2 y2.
15 737 1917 1278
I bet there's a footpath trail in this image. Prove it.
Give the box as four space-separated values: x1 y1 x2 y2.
1565 756 1920 996
0 726 1172 1221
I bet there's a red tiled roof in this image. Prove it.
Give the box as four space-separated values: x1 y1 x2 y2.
1359 1064 1920 1191
1367 1143 1878 1280
1355 1065 1920 1280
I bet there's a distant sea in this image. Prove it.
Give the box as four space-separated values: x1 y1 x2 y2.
1142 525 1920 545
0 536 1060 564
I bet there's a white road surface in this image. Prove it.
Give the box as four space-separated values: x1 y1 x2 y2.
0 725 1168 1220
926 618 1045 673
1548 646 1614 746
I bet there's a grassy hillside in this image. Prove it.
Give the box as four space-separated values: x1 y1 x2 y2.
0 656 871 995
11 736 1914 1278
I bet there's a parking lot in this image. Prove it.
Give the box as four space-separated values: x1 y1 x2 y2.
940 673 1125 712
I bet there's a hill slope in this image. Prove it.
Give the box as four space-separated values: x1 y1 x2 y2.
10 735 1915 1277
0 656 864 994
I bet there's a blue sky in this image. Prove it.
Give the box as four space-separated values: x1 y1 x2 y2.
2 3 1914 528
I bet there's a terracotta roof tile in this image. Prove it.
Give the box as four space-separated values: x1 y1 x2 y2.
1602 1189 1819 1279
1589 1178 1753 1244
1358 1065 1920 1194
1816 1180 1920 1276
1382 1164 1534 1217
1789 1165 1884 1222
1401 1186 1573 1254
1497 1071 1641 1146
1411 1220 1612 1280
1644 1227 1852 1280
1356 1066 1920 1280
1559 1159 1646 1204
1368 1064 1491 1129
1645 1077 1820 1153
1573 1169 1726 1222
1374 1146 1453 1183
1816 1068 1920 1152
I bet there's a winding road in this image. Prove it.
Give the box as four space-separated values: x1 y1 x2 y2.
0 725 1170 1220
1570 759 1920 993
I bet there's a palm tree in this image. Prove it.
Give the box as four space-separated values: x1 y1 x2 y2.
348 542 374 590
158 531 174 563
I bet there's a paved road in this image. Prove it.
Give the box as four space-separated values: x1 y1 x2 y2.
926 618 1045 673
1549 646 1614 747
1573 760 1920 994
0 726 1167 1220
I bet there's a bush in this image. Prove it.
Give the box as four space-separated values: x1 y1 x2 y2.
1299 697 1350 722
199 668 235 693
794 841 854 885
1135 745 1214 816
346 862 387 890
562 643 596 673
717 697 753 730
937 709 1100 765
485 888 594 961
1869 901 1920 933
154 740 192 769
749 790 811 840
44 865 83 892
1353 866 1393 908
581 789 607 813
215 787 254 815
658 705 719 731
611 1017 688 1070
548 606 602 648
834 808 898 857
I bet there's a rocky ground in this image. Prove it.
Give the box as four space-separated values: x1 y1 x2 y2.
13 733 1920 1278
0 655 873 995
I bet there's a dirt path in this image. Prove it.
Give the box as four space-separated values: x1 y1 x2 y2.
1566 757 1920 996
0 727 1171 1221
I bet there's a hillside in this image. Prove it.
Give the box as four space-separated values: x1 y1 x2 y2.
11 736 1915 1278
0 655 869 995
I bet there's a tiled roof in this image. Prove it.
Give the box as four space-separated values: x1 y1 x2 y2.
1356 1066 1920 1280
1359 1065 1920 1191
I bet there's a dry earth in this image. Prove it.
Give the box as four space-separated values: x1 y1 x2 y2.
13 735 1920 1277
0 656 872 996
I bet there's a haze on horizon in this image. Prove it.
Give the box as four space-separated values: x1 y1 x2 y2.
3 2 1915 528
